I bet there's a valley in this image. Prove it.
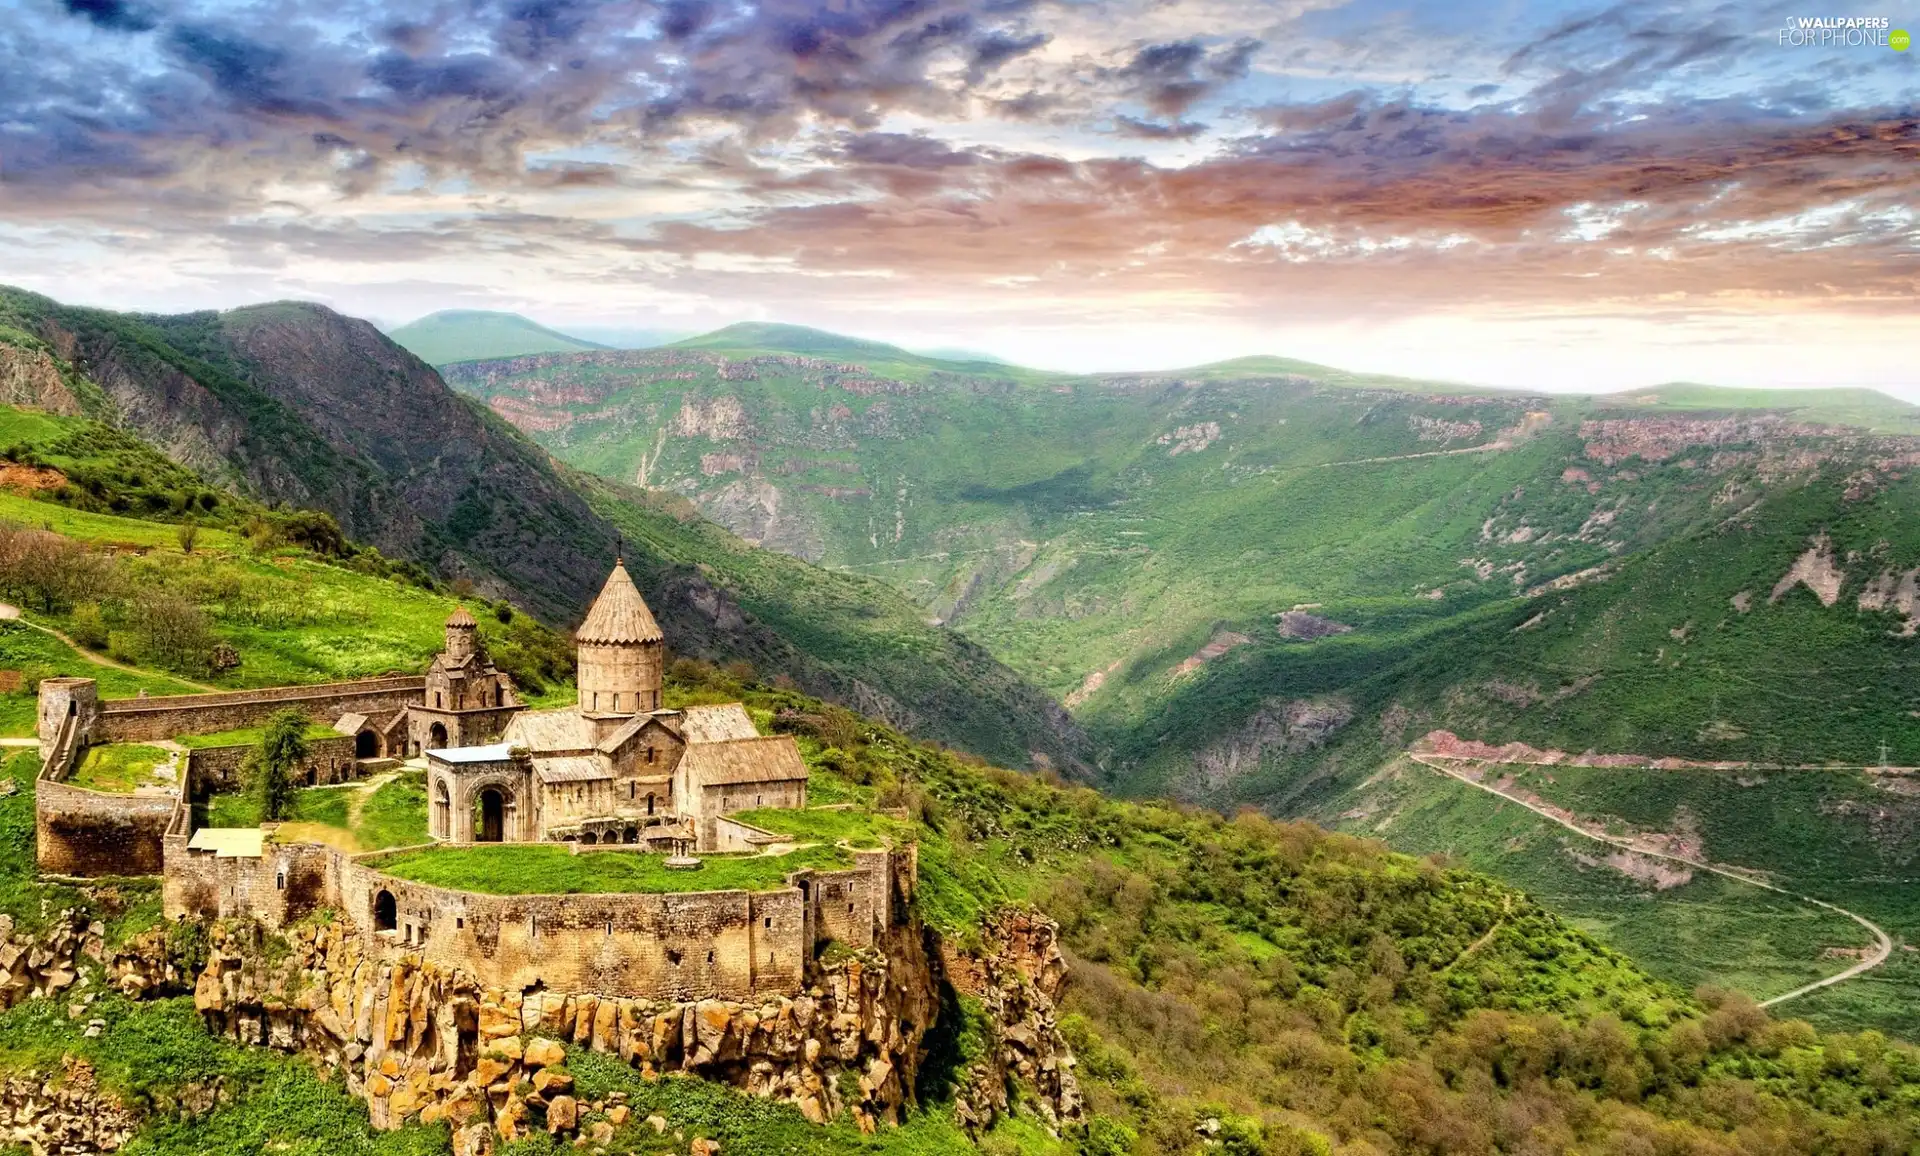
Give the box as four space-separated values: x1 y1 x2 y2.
438 321 1920 1039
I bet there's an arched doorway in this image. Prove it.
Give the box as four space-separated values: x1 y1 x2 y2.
373 890 396 932
580 831 598 845
476 787 507 842
428 721 449 749
355 730 380 758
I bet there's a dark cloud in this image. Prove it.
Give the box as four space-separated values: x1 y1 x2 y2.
1114 115 1207 140
59 0 156 32
1115 36 1260 116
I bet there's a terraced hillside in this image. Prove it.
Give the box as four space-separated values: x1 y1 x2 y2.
0 297 1088 769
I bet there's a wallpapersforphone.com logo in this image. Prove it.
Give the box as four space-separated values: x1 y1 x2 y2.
1777 16 1909 47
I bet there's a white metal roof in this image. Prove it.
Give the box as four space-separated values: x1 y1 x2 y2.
186 828 265 858
428 743 515 764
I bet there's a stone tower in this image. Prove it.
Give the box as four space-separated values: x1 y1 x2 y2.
445 605 478 663
576 560 664 717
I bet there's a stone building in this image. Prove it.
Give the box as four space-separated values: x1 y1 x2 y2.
402 607 523 756
426 561 809 851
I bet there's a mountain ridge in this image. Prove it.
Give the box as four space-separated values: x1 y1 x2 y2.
0 287 1090 771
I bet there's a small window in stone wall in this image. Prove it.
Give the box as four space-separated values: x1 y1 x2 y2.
764 917 772 929
667 949 682 967
457 917 465 929
706 949 714 964
275 872 285 890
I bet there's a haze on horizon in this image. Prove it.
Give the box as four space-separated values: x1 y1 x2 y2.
2 0 1915 395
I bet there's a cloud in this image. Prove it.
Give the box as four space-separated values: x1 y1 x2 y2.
0 0 1912 376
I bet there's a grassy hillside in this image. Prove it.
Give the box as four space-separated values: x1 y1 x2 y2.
445 328 1920 1045
0 292 1087 768
386 310 607 365
2 661 1919 1153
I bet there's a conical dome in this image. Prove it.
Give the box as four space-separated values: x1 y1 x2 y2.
576 562 662 645
446 605 476 628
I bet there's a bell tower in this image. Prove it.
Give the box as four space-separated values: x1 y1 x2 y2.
575 560 664 718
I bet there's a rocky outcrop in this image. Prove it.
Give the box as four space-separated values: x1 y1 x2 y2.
0 912 178 1011
0 342 83 416
0 1057 140 1154
941 909 1081 1134
1192 697 1354 793
191 917 941 1144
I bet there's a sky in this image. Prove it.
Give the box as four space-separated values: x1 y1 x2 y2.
1 0 1916 394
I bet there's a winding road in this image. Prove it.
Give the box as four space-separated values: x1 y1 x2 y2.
1408 751 1894 1007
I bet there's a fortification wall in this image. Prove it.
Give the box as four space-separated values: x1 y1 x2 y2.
186 735 358 794
36 777 176 876
335 855 809 1000
92 677 425 744
161 839 913 1002
163 837 337 925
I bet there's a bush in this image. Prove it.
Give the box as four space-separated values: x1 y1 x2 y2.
69 601 109 649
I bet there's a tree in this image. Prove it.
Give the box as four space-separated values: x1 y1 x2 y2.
247 708 309 821
176 519 198 554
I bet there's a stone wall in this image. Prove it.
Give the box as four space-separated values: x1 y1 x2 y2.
89 676 425 745
163 838 914 1002
335 856 811 1001
186 734 358 794
35 777 177 876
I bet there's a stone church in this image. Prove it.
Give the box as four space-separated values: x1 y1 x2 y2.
425 561 809 851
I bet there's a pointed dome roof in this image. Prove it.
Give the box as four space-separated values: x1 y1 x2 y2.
446 605 477 628
576 561 663 645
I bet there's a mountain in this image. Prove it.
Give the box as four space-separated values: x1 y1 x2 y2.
0 288 1088 770
442 326 1920 1035
387 310 609 365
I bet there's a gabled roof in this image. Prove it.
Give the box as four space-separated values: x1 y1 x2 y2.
502 708 595 754
534 756 610 785
680 735 808 787
576 562 663 645
678 703 759 743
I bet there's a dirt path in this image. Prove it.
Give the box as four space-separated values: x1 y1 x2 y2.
0 602 218 692
1317 440 1512 468
1439 895 1513 975
1409 752 1894 1007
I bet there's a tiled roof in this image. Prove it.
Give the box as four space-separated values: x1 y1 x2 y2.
534 756 610 784
502 708 595 753
678 703 759 743
680 735 808 787
576 562 663 645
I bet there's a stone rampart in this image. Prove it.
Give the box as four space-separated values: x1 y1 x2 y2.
186 734 358 794
91 676 425 745
163 837 913 1003
35 776 177 876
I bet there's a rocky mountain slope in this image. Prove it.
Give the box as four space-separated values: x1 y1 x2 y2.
0 289 1087 770
439 326 1920 783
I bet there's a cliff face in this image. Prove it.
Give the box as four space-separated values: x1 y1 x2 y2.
943 909 1083 1133
191 917 941 1149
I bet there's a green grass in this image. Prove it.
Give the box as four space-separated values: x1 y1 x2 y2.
0 622 203 736
0 491 237 549
68 744 176 793
354 772 430 849
178 722 342 749
369 842 853 895
731 805 906 849
204 772 429 852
